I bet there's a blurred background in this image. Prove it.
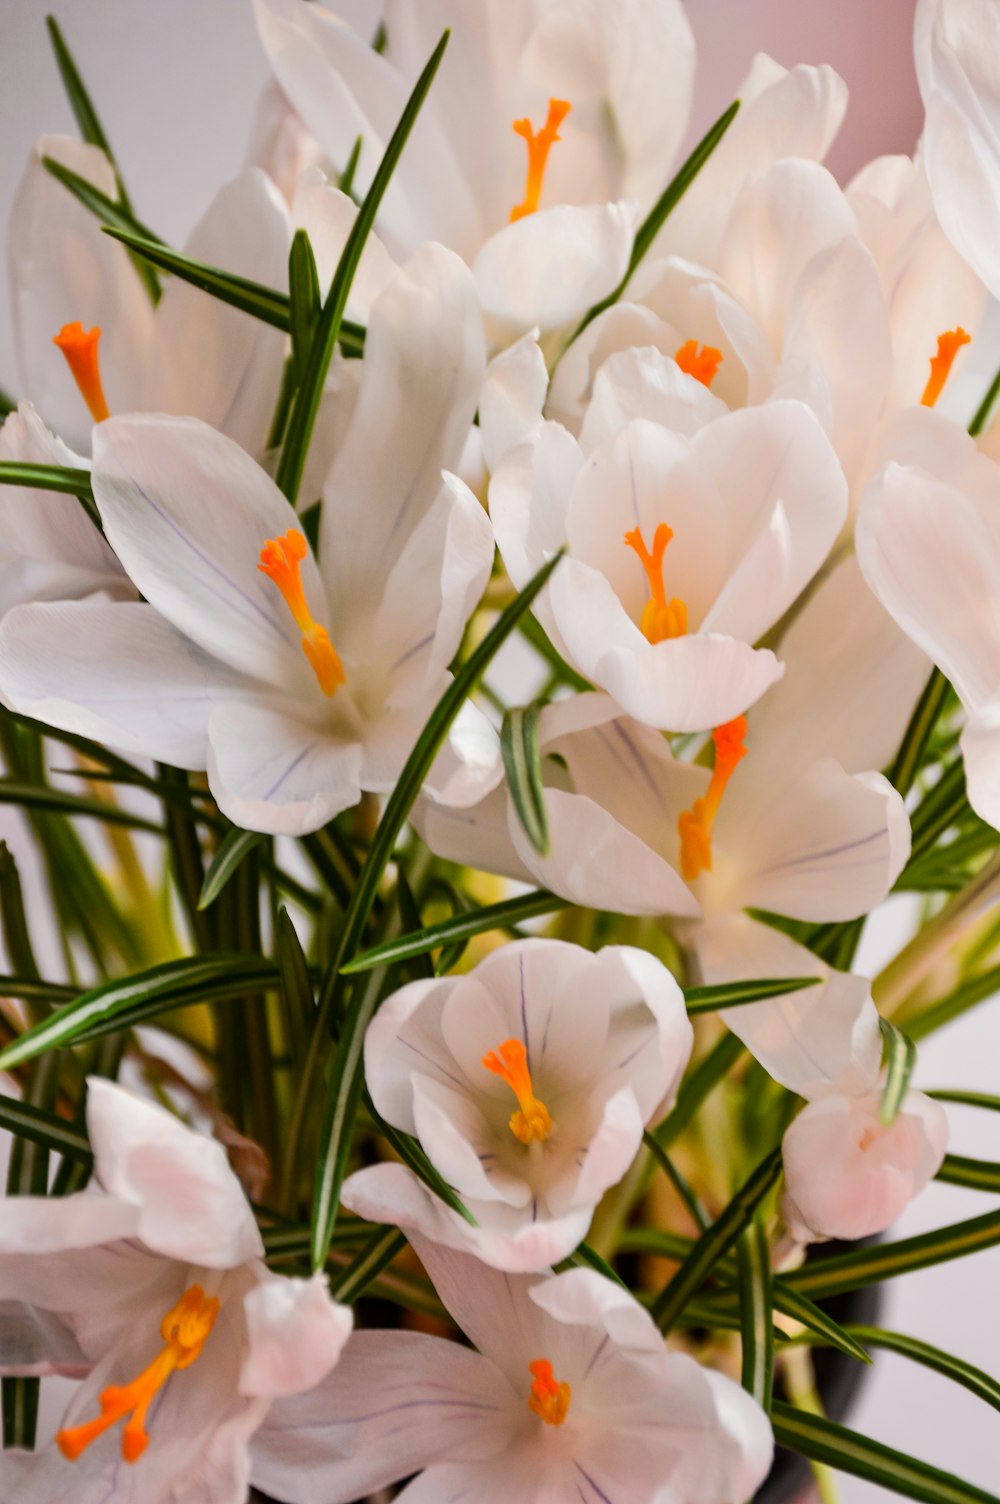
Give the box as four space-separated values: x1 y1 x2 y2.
2 3 998 1501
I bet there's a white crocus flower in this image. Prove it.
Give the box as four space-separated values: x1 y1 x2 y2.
915 0 1000 302
489 399 847 732
0 403 129 618
693 913 949 1243
0 1078 351 1504
9 136 289 458
251 1233 773 1504
253 0 697 342
342 937 691 1271
856 409 1000 829
0 245 493 836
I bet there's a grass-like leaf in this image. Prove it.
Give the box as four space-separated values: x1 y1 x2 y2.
309 550 563 1269
198 828 266 910
907 967 1000 1041
289 229 321 381
367 1095 476 1226
329 1226 407 1303
341 888 568 974
42 156 160 246
0 954 285 1071
569 100 740 345
783 1207 1000 1300
772 1402 999 1504
0 1095 92 1164
276 31 450 505
792 1325 1000 1418
0 781 163 833
738 1213 774 1412
0 460 95 502
936 1154 1000 1194
879 1015 917 1124
928 1088 1000 1113
684 975 820 1014
889 669 951 798
501 703 549 856
650 1147 782 1331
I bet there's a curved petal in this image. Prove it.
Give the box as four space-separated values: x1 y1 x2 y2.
473 201 638 336
207 700 364 836
959 700 1000 829
86 1078 263 1268
239 1272 352 1398
0 599 247 770
479 331 548 475
91 414 318 688
8 135 154 452
489 421 585 592
923 89 1000 303
579 344 728 455
321 244 485 618
143 170 289 456
292 171 396 323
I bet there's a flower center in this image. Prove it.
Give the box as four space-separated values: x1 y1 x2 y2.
921 326 971 408
259 528 345 697
528 1358 571 1426
510 98 572 222
675 339 723 388
623 522 688 643
56 1283 219 1465
481 1037 553 1144
53 321 111 423
678 716 748 880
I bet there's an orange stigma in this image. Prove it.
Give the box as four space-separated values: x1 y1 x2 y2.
510 97 571 221
921 327 971 407
482 1037 552 1144
624 523 688 643
53 322 110 423
56 1284 219 1465
678 716 748 881
259 529 345 697
528 1359 571 1426
675 340 723 389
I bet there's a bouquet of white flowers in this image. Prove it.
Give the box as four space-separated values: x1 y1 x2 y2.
2 3 1000 1501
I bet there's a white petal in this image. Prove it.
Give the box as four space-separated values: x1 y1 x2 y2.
207 700 364 836
922 89 1000 303
960 700 1000 829
292 172 396 323
143 170 289 456
321 244 485 617
489 421 585 593
473 201 637 336
0 1192 139 1256
579 344 728 455
92 415 318 686
694 915 883 1099
86 1077 263 1267
240 1272 352 1397
479 331 548 475
0 600 247 770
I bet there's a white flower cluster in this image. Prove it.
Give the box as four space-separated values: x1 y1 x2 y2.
1 0 999 1500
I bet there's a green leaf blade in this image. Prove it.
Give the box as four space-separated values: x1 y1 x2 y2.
500 703 550 855
198 829 266 911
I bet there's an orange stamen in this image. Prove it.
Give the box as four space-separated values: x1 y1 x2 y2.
259 529 345 697
678 716 748 881
675 339 723 389
623 523 688 643
482 1037 552 1144
510 98 571 222
52 322 110 423
57 1284 219 1465
921 327 971 407
528 1359 571 1426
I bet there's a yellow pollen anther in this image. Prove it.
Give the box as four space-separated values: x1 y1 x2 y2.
675 339 723 389
678 716 748 881
56 1284 219 1465
259 529 345 697
482 1037 553 1144
528 1358 571 1426
624 522 688 643
510 97 572 222
921 326 971 407
53 321 110 423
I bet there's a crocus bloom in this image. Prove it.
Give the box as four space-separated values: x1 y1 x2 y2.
253 0 698 341
856 409 1000 829
9 137 289 458
342 937 692 1270
419 557 919 930
490 398 848 732
0 244 493 835
915 0 1000 302
0 1078 351 1504
251 1233 773 1504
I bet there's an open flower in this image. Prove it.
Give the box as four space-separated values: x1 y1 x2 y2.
342 938 692 1270
253 0 698 341
0 1078 351 1504
251 1233 772 1504
9 137 289 457
0 244 493 835
490 399 848 731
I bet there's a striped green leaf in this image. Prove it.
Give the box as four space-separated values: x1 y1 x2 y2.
792 1325 1000 1418
501 703 549 855
684 975 820 1014
738 1213 774 1411
879 1015 917 1124
341 888 568 974
0 1096 92 1164
198 828 266 910
329 1226 407 1303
